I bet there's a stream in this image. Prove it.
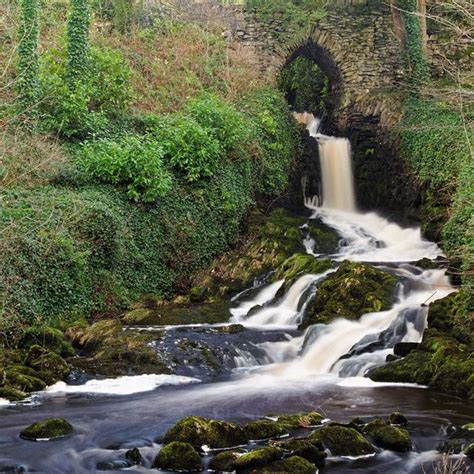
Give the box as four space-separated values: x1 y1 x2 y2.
0 114 472 473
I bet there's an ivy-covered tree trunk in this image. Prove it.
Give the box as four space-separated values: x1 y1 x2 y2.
66 0 90 88
17 0 40 117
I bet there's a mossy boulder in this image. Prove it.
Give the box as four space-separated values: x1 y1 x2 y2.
216 324 246 334
19 327 74 357
3 365 46 392
164 416 248 449
462 423 474 431
270 438 326 467
244 420 286 440
0 386 26 402
28 350 69 385
256 455 316 473
464 443 474 460
300 260 397 329
125 448 142 465
274 254 333 282
363 418 387 435
208 451 239 472
272 412 325 429
153 442 202 471
20 418 73 441
233 447 283 470
389 412 408 426
370 425 411 452
309 426 375 456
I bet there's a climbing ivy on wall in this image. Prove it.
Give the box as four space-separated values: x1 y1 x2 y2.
66 0 90 88
17 0 40 115
398 0 430 84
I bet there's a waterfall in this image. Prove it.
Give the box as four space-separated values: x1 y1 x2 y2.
295 112 356 212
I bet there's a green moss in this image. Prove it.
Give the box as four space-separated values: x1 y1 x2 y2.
215 324 246 334
462 423 474 431
233 447 283 470
270 439 326 467
163 416 248 449
3 365 46 392
244 420 286 440
258 455 316 473
300 261 397 329
274 254 333 282
0 386 27 402
29 351 69 385
152 442 202 471
273 412 325 429
20 418 73 441
363 418 387 435
19 327 74 357
309 426 375 457
370 425 412 452
389 412 408 426
465 443 474 460
208 451 239 472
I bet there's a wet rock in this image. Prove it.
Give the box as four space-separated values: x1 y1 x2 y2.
233 447 283 470
300 260 397 329
164 416 248 449
208 451 239 472
369 425 412 452
270 438 326 467
309 425 375 456
125 447 142 465
20 418 73 441
272 412 325 429
244 420 285 440
153 441 202 471
216 324 246 334
96 460 129 471
393 342 419 357
274 254 333 282
256 455 316 473
389 412 408 426
464 443 474 460
363 418 387 435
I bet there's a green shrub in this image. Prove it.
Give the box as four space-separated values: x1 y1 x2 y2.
77 135 172 202
185 94 248 159
152 114 221 182
39 45 132 138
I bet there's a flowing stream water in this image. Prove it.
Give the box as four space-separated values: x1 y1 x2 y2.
0 114 472 473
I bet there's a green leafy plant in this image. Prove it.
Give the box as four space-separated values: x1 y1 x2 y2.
66 0 90 88
39 45 132 138
77 135 172 202
153 115 222 182
17 0 40 115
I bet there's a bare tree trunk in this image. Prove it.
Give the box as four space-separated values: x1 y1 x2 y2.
417 0 428 51
390 0 405 46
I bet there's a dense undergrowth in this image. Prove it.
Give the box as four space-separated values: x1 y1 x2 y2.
0 0 301 341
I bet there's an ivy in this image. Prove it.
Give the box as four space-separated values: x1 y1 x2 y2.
398 0 430 84
17 0 40 116
66 0 90 88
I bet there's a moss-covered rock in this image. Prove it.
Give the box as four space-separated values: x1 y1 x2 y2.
300 261 397 329
233 447 283 470
462 423 474 431
244 420 286 440
0 386 27 402
464 443 474 460
28 350 69 385
274 254 333 282
19 327 74 357
270 438 326 467
257 455 316 473
153 441 202 471
272 412 325 429
370 425 411 452
164 416 248 449
208 451 239 472
66 319 168 377
389 412 408 426
216 324 246 334
20 418 73 441
309 426 375 456
363 418 387 435
3 365 46 392
125 448 142 465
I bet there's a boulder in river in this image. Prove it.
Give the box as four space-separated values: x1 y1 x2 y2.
20 418 73 441
271 411 325 429
208 451 240 472
270 438 327 467
164 416 248 449
233 447 283 470
464 443 474 460
389 412 408 426
244 419 286 440
309 425 375 456
153 441 202 471
369 425 412 452
256 455 316 473
300 260 397 329
125 447 142 465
